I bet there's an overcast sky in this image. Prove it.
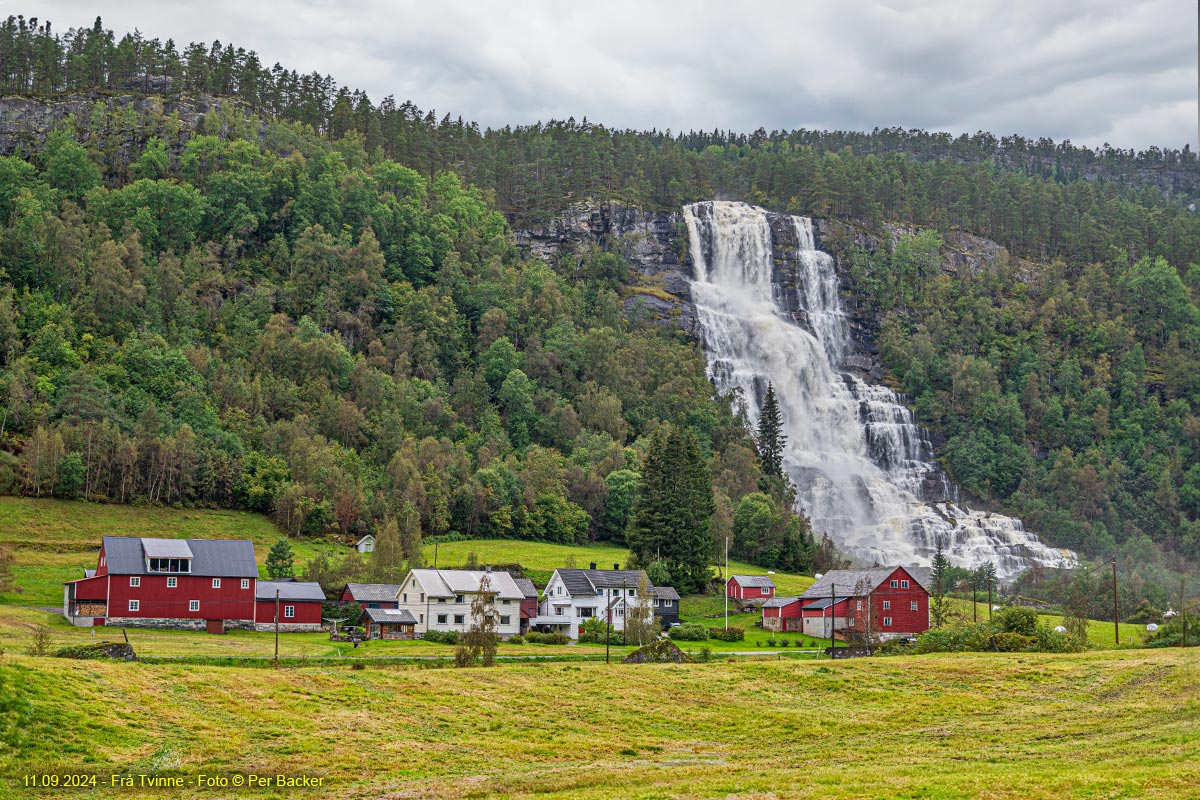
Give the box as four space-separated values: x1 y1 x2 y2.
26 0 1200 150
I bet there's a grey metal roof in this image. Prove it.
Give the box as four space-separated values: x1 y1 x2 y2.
514 578 539 599
800 597 852 611
652 586 680 601
730 574 776 589
344 583 402 602
102 536 257 577
556 569 649 595
762 596 800 609
801 567 927 599
140 538 194 559
362 607 417 625
257 580 326 602
410 569 525 600
83 568 96 579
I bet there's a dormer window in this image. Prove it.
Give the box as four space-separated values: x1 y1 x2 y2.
147 558 192 573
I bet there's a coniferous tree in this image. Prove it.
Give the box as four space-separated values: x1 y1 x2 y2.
930 539 950 628
266 538 294 579
756 383 785 480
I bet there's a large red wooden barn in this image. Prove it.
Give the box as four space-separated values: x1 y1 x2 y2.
64 537 260 633
762 566 930 641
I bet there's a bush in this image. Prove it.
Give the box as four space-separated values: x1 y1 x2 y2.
992 632 1035 652
578 617 623 644
525 632 570 645
779 639 790 647
667 623 709 642
766 638 777 647
507 634 525 644
422 630 460 645
994 606 1039 636
755 640 763 647
709 627 745 642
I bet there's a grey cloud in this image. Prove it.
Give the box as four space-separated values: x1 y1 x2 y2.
30 0 1198 148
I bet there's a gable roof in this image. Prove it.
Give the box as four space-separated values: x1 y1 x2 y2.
801 567 928 600
554 569 649 596
730 574 775 589
652 586 680 601
361 607 418 625
344 583 403 603
355 534 375 545
257 580 325 602
513 578 539 599
409 569 525 600
102 536 257 577
762 596 801 609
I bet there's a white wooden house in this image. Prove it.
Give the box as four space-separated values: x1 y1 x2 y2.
532 563 662 640
396 568 525 638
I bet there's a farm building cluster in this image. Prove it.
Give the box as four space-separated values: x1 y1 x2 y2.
63 537 930 641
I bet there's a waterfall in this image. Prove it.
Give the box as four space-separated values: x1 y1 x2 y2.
685 200 1075 581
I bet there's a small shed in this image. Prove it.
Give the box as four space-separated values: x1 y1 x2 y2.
355 535 376 554
728 574 776 602
255 579 325 632
361 607 418 640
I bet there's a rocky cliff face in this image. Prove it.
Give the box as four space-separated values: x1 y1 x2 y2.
513 202 699 336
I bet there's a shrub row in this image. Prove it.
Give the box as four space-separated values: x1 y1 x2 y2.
668 623 710 642
525 632 571 645
709 627 745 642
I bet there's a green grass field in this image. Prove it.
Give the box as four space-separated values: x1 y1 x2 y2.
2 648 1196 799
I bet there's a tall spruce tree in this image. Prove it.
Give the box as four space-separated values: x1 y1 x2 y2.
266 538 294 579
930 538 950 628
629 425 715 594
756 383 785 479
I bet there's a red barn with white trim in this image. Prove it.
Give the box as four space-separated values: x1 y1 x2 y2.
727 575 776 602
799 566 930 640
254 579 325 632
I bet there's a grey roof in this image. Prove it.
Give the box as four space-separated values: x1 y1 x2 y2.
514 578 539 599
409 569 525 600
140 538 194 559
652 586 680 601
762 596 801 609
257 580 326 602
102 536 257 578
800 597 852 611
556 569 649 596
362 607 418 625
801 567 928 600
344 583 403 603
730 574 776 589
83 568 96 579
905 566 933 592
356 534 375 544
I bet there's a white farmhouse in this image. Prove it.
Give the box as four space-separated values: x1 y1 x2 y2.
533 563 658 640
396 567 525 638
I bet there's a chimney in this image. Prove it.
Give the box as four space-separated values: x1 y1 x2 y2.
614 563 620 571
589 562 597 571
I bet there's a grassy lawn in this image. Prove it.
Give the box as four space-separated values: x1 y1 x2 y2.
3 648 1196 799
0 497 328 606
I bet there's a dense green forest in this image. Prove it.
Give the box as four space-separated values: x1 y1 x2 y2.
0 15 1197 600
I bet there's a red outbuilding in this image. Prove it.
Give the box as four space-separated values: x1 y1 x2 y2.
513 577 540 634
255 579 325 632
63 536 259 633
727 574 776 602
339 582 402 609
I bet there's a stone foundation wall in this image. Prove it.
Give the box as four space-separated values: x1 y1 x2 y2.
253 622 322 633
105 617 254 631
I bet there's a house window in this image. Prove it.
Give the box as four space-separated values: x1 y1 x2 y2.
212 578 221 589
890 580 898 588
911 601 919 612
437 614 448 624
578 607 594 618
167 577 177 588
856 600 862 610
882 601 891 611
128 600 140 611
438 598 446 603
883 617 893 626
148 558 191 573
189 600 200 612
628 589 636 596
129 577 140 587
502 599 511 605
402 593 407 603
453 614 465 624
556 586 562 595
901 580 909 588
284 606 295 619
500 616 510 625
455 595 465 603
241 579 250 589
419 593 424 602
419 614 424 623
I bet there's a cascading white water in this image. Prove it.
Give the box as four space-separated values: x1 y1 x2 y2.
686 200 1075 581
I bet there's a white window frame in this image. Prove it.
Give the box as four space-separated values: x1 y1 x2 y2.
284 605 295 619
856 600 862 611
500 615 510 625
453 614 465 625
883 617 892 626
900 580 909 589
911 601 919 612
189 600 200 612
241 579 250 589
129 576 140 587
212 578 221 589
128 599 140 611
890 580 898 588
882 600 891 611
402 593 408 603
437 614 448 624
455 594 465 604
167 577 177 588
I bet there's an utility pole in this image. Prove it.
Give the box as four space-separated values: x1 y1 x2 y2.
605 590 613 665
622 579 628 647
1111 557 1119 647
274 587 280 669
972 576 978 624
829 578 837 658
1182 576 1188 649
434 542 439 569
987 570 993 622
724 537 729 631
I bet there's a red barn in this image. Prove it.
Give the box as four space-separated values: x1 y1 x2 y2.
63 537 258 633
727 574 776 602
799 567 930 641
761 596 804 632
255 579 325 632
514 577 540 634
